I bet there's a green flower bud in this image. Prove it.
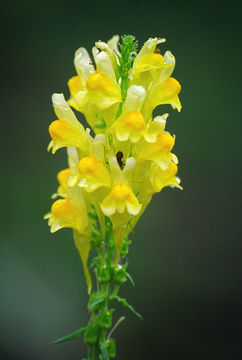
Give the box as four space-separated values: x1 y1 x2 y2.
99 308 112 329
84 324 99 344
107 338 116 358
97 266 111 283
113 265 127 284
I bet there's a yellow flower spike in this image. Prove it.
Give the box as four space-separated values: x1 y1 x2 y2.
78 156 111 192
46 35 183 311
150 77 182 112
73 230 92 294
101 183 142 216
151 162 182 192
86 71 121 110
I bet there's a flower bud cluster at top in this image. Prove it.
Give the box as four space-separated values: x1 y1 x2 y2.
45 35 182 294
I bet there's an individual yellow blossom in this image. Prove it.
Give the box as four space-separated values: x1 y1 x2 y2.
101 183 141 216
112 84 150 143
149 77 181 111
44 198 85 233
56 168 72 196
67 42 122 130
86 71 121 110
150 162 182 192
78 156 111 192
136 131 177 171
100 157 141 216
131 37 166 76
48 94 89 154
130 38 181 118
114 111 146 143
45 189 92 293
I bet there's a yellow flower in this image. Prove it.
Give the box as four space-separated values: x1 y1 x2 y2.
78 156 111 192
56 168 72 197
150 162 182 192
150 77 181 112
68 75 83 96
137 131 177 170
100 157 141 216
101 182 141 216
48 94 89 154
114 111 147 143
130 38 181 117
86 71 121 110
44 193 92 294
44 198 85 233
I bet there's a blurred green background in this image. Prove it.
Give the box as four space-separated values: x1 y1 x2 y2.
1 0 242 359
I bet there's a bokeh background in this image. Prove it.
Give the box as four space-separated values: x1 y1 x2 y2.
1 0 242 359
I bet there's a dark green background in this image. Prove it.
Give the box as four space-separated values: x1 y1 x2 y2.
1 0 242 359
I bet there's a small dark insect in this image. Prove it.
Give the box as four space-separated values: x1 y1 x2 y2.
154 47 161 54
116 151 124 169
96 47 102 55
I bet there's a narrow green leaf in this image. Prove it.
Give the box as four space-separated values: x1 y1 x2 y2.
112 296 142 320
126 272 135 287
53 327 87 344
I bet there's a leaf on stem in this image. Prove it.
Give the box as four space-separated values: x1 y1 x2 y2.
88 292 106 311
53 326 87 344
112 295 143 320
126 272 135 287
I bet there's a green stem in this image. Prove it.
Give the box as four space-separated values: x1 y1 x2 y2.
85 213 134 360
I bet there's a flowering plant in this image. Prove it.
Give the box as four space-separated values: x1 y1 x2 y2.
45 35 182 359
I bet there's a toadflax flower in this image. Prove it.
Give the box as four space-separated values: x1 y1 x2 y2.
45 35 182 294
